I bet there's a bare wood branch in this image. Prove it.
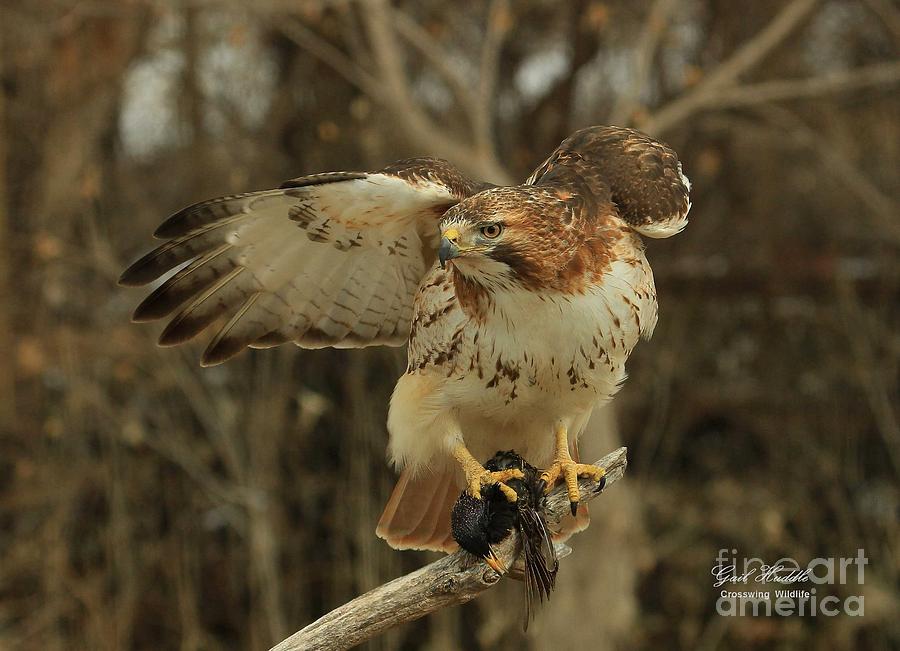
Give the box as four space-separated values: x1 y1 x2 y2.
390 9 481 127
754 104 900 241
862 0 900 45
519 0 597 148
701 0 820 90
270 6 511 182
608 0 676 126
834 278 900 477
273 16 390 106
360 0 511 183
474 0 510 158
695 61 900 110
269 447 629 651
641 0 820 135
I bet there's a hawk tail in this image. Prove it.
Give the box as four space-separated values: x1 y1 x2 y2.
376 467 459 553
552 502 591 542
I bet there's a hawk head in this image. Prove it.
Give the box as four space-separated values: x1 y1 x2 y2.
437 186 616 293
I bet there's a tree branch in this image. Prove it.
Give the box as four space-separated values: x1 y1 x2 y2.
753 104 900 241
474 0 510 159
269 447 629 651
273 16 390 106
693 61 900 110
360 0 511 183
862 0 900 46
641 0 820 135
390 8 481 130
608 0 676 126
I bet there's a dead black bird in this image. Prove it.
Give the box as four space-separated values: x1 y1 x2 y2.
450 450 558 628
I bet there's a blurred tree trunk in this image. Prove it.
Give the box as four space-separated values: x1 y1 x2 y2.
0 27 13 427
4 10 149 649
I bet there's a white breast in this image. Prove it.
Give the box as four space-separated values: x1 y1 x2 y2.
448 260 648 412
388 248 658 472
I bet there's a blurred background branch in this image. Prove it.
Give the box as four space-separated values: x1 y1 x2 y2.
0 26 13 426
641 0 820 134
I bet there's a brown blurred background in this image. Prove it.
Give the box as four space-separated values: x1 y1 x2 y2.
1 0 898 649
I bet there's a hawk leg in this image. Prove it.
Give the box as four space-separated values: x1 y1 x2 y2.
540 423 605 516
452 443 523 502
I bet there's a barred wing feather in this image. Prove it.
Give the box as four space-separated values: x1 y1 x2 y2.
120 160 481 365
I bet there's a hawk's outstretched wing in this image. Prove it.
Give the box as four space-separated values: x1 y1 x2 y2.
119 158 486 365
526 126 691 238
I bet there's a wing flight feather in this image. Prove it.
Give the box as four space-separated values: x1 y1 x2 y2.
120 159 484 364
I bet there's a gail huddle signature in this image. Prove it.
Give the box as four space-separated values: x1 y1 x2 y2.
712 548 868 588
711 562 811 587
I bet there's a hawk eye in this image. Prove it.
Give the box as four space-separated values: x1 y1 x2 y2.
480 223 503 239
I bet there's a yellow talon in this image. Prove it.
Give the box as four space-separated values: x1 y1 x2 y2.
453 443 523 502
468 468 523 501
540 423 606 514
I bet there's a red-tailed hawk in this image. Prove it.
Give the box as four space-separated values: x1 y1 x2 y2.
120 126 690 552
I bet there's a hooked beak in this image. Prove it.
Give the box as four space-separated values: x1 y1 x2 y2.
484 547 507 574
438 228 461 269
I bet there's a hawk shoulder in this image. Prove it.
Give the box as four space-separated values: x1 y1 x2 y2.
527 126 691 238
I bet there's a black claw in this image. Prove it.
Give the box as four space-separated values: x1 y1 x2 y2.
595 475 607 493
570 500 578 517
536 478 547 494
